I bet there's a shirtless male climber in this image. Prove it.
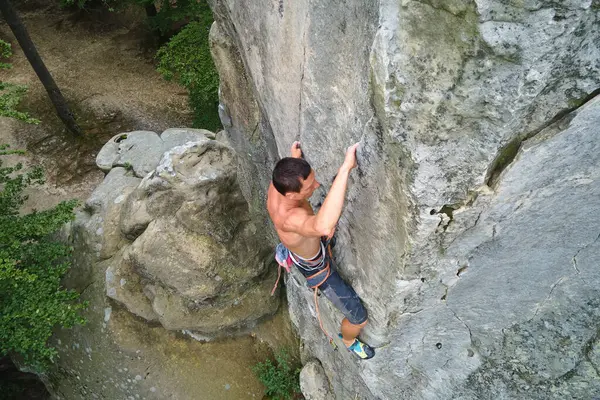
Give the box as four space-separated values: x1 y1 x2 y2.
266 141 375 360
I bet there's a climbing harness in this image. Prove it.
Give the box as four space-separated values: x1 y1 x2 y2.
271 239 337 347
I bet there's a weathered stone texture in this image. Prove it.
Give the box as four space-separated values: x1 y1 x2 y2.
41 129 292 400
209 0 600 398
300 359 335 400
99 136 279 336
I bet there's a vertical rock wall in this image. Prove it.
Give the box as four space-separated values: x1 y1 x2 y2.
209 0 600 398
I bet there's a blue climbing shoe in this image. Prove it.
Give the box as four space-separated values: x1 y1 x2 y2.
339 334 375 360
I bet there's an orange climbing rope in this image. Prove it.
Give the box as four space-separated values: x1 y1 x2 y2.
306 263 333 343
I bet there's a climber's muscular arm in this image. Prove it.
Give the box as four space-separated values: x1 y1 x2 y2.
283 143 359 238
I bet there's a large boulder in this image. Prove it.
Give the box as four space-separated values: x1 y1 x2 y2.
101 137 279 336
208 0 600 398
39 129 295 399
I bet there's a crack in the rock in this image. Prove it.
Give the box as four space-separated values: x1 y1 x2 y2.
572 256 581 274
249 121 260 140
401 308 424 316
436 190 484 246
406 341 413 360
585 351 600 378
486 87 600 188
435 204 457 232
529 276 565 321
297 14 309 139
440 286 448 301
79 280 96 295
446 210 483 248
448 305 476 351
572 231 600 275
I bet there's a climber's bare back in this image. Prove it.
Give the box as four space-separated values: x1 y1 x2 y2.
267 183 322 259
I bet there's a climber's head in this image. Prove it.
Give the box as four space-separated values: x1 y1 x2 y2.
272 157 320 199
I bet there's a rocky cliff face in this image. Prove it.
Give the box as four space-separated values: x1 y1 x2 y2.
208 0 600 398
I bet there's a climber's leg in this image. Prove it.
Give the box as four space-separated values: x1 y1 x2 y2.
340 317 367 346
319 270 375 359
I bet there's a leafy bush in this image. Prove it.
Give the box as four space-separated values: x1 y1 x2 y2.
253 349 301 400
0 40 39 124
0 145 86 370
156 8 221 131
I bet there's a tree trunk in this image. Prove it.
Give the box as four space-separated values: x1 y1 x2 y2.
0 0 81 135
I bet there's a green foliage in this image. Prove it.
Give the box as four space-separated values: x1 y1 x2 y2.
0 40 13 70
253 349 301 400
0 82 41 124
0 40 40 124
0 145 86 370
156 10 221 131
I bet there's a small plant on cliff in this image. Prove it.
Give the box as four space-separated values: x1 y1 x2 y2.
0 145 86 370
253 348 301 400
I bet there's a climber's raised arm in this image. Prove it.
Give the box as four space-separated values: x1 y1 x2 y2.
283 143 359 237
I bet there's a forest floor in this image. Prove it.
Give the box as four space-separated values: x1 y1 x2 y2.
0 1 192 211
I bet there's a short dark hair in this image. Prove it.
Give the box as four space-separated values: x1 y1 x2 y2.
272 157 311 195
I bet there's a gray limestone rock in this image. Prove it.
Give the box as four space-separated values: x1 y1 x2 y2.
300 359 335 400
82 167 141 260
114 131 164 177
96 129 217 179
209 0 600 398
160 127 215 149
445 98 600 400
105 248 159 322
104 139 278 336
85 167 140 213
97 131 164 177
95 133 121 172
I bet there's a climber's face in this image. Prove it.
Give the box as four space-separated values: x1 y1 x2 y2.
299 170 321 199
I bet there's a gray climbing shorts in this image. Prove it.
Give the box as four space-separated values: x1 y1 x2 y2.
295 257 368 325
